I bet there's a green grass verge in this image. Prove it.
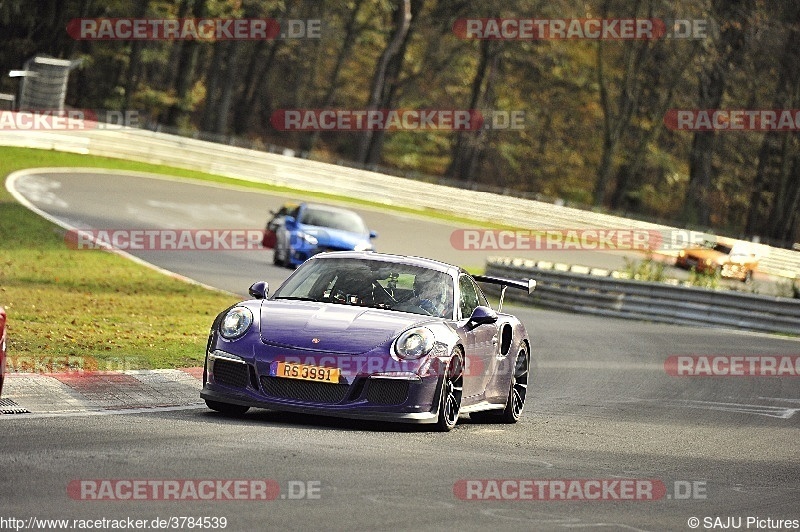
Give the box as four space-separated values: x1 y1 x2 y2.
0 147 246 370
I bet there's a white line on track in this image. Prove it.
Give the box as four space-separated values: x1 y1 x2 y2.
5 168 234 295
0 403 206 420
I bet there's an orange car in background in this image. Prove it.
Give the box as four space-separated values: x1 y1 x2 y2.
675 239 759 282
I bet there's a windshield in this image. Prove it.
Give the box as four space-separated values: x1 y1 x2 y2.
299 207 368 234
273 258 454 318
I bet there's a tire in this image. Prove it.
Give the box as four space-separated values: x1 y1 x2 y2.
470 348 529 424
435 353 464 432
205 399 250 415
273 241 286 267
498 348 529 423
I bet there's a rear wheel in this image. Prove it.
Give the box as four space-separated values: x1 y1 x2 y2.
435 353 464 432
205 399 250 415
471 348 529 424
499 348 529 423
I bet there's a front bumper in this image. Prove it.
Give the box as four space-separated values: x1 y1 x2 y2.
201 353 443 424
200 387 439 423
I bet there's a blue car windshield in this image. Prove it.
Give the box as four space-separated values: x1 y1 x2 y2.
273 258 454 318
299 207 367 234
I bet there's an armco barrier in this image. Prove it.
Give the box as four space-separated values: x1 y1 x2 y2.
1 127 798 278
485 257 800 335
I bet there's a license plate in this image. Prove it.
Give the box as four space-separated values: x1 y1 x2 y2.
272 362 340 384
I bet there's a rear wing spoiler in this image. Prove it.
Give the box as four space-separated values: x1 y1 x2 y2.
473 275 536 312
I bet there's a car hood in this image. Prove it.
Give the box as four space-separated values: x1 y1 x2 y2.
259 300 429 354
302 226 371 249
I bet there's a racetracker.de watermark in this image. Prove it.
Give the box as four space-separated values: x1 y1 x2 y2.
68 479 322 501
453 18 710 40
449 228 726 252
67 18 322 40
66 229 265 251
453 479 708 501
664 109 800 131
270 109 526 131
452 229 657 251
664 355 800 377
6 355 142 374
0 110 140 130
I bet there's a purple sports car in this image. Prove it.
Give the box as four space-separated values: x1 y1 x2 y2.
201 251 535 431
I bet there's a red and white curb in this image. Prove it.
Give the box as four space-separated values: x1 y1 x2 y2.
0 368 204 417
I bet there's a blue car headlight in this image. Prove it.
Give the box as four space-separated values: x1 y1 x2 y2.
394 327 434 360
299 231 318 246
219 307 253 340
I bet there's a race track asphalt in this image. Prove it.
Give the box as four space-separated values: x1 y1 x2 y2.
2 170 798 531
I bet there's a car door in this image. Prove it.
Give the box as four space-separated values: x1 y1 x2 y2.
458 274 498 402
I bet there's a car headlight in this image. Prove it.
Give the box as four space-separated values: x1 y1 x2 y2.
394 327 434 360
354 242 373 252
219 307 253 340
300 232 318 245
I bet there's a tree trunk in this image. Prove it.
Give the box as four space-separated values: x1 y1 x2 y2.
446 39 494 181
200 41 225 132
123 0 150 111
215 41 240 135
233 40 284 135
166 0 207 127
745 2 800 245
682 0 751 226
593 31 647 206
300 0 366 154
355 0 412 164
362 0 423 165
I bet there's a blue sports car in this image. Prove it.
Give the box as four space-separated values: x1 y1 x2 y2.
272 203 376 267
201 251 536 431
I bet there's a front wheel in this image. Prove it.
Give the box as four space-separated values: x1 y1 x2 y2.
435 353 464 432
205 399 250 415
272 241 284 266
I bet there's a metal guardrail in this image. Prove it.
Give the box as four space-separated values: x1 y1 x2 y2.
485 257 800 335
1 127 798 278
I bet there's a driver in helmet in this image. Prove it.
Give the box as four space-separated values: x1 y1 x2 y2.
413 270 445 316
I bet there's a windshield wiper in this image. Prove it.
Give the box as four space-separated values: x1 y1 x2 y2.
273 296 318 302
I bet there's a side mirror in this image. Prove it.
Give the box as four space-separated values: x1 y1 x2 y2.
369 230 378 239
469 305 497 326
248 281 269 300
284 216 297 231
